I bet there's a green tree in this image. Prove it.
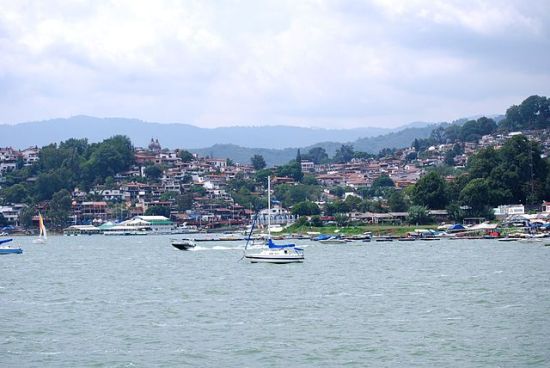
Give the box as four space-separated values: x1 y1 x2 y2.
47 189 72 228
500 95 550 131
344 195 362 211
276 160 303 182
0 213 8 227
18 206 35 229
334 213 349 227
310 215 323 227
251 154 267 170
190 185 207 197
411 172 448 209
305 147 329 164
160 191 179 201
372 175 395 189
35 170 71 201
301 175 319 186
291 201 321 216
459 178 490 212
274 184 321 207
145 206 171 217
178 150 195 162
1 183 29 204
144 165 163 180
387 190 408 212
333 144 355 163
407 205 432 225
324 200 350 215
176 193 194 211
459 117 497 142
446 202 465 223
330 186 345 198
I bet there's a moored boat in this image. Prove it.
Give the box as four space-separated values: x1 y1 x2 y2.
0 239 23 255
319 236 348 244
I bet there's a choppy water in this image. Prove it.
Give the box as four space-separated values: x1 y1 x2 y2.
1 236 550 367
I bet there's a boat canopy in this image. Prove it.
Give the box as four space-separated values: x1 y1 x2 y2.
267 239 296 249
448 224 465 230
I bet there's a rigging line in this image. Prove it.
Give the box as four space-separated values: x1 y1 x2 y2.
239 210 259 261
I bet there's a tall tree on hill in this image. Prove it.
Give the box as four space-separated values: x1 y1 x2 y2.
251 154 266 170
500 95 550 131
467 135 547 205
178 150 194 162
276 160 303 182
305 147 328 164
333 144 354 163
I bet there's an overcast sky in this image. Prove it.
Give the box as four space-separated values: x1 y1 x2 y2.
0 0 549 128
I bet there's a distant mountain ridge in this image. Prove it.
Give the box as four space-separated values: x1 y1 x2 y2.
0 115 391 150
0 114 503 166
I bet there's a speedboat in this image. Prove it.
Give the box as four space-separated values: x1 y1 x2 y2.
0 239 23 255
171 238 196 251
245 239 304 264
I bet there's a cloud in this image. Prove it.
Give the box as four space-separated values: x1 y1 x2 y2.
0 0 549 128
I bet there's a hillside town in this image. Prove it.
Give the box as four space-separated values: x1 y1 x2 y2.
2 125 550 235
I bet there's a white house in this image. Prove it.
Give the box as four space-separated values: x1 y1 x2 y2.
493 204 525 217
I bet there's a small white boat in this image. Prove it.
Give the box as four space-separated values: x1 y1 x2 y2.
171 224 199 234
171 238 196 251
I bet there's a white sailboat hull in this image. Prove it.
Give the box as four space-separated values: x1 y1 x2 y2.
245 249 304 263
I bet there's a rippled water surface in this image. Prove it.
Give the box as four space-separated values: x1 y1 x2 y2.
2 236 550 367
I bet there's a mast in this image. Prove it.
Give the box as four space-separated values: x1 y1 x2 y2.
267 176 271 240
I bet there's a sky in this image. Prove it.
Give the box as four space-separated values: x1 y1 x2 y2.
0 0 549 128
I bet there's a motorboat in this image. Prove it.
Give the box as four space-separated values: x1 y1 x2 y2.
0 239 23 254
171 238 196 251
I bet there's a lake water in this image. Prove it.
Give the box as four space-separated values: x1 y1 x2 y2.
2 236 550 367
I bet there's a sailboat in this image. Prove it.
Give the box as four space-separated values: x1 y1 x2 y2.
32 213 47 244
244 176 304 264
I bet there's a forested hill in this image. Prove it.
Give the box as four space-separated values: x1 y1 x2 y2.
190 125 436 166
